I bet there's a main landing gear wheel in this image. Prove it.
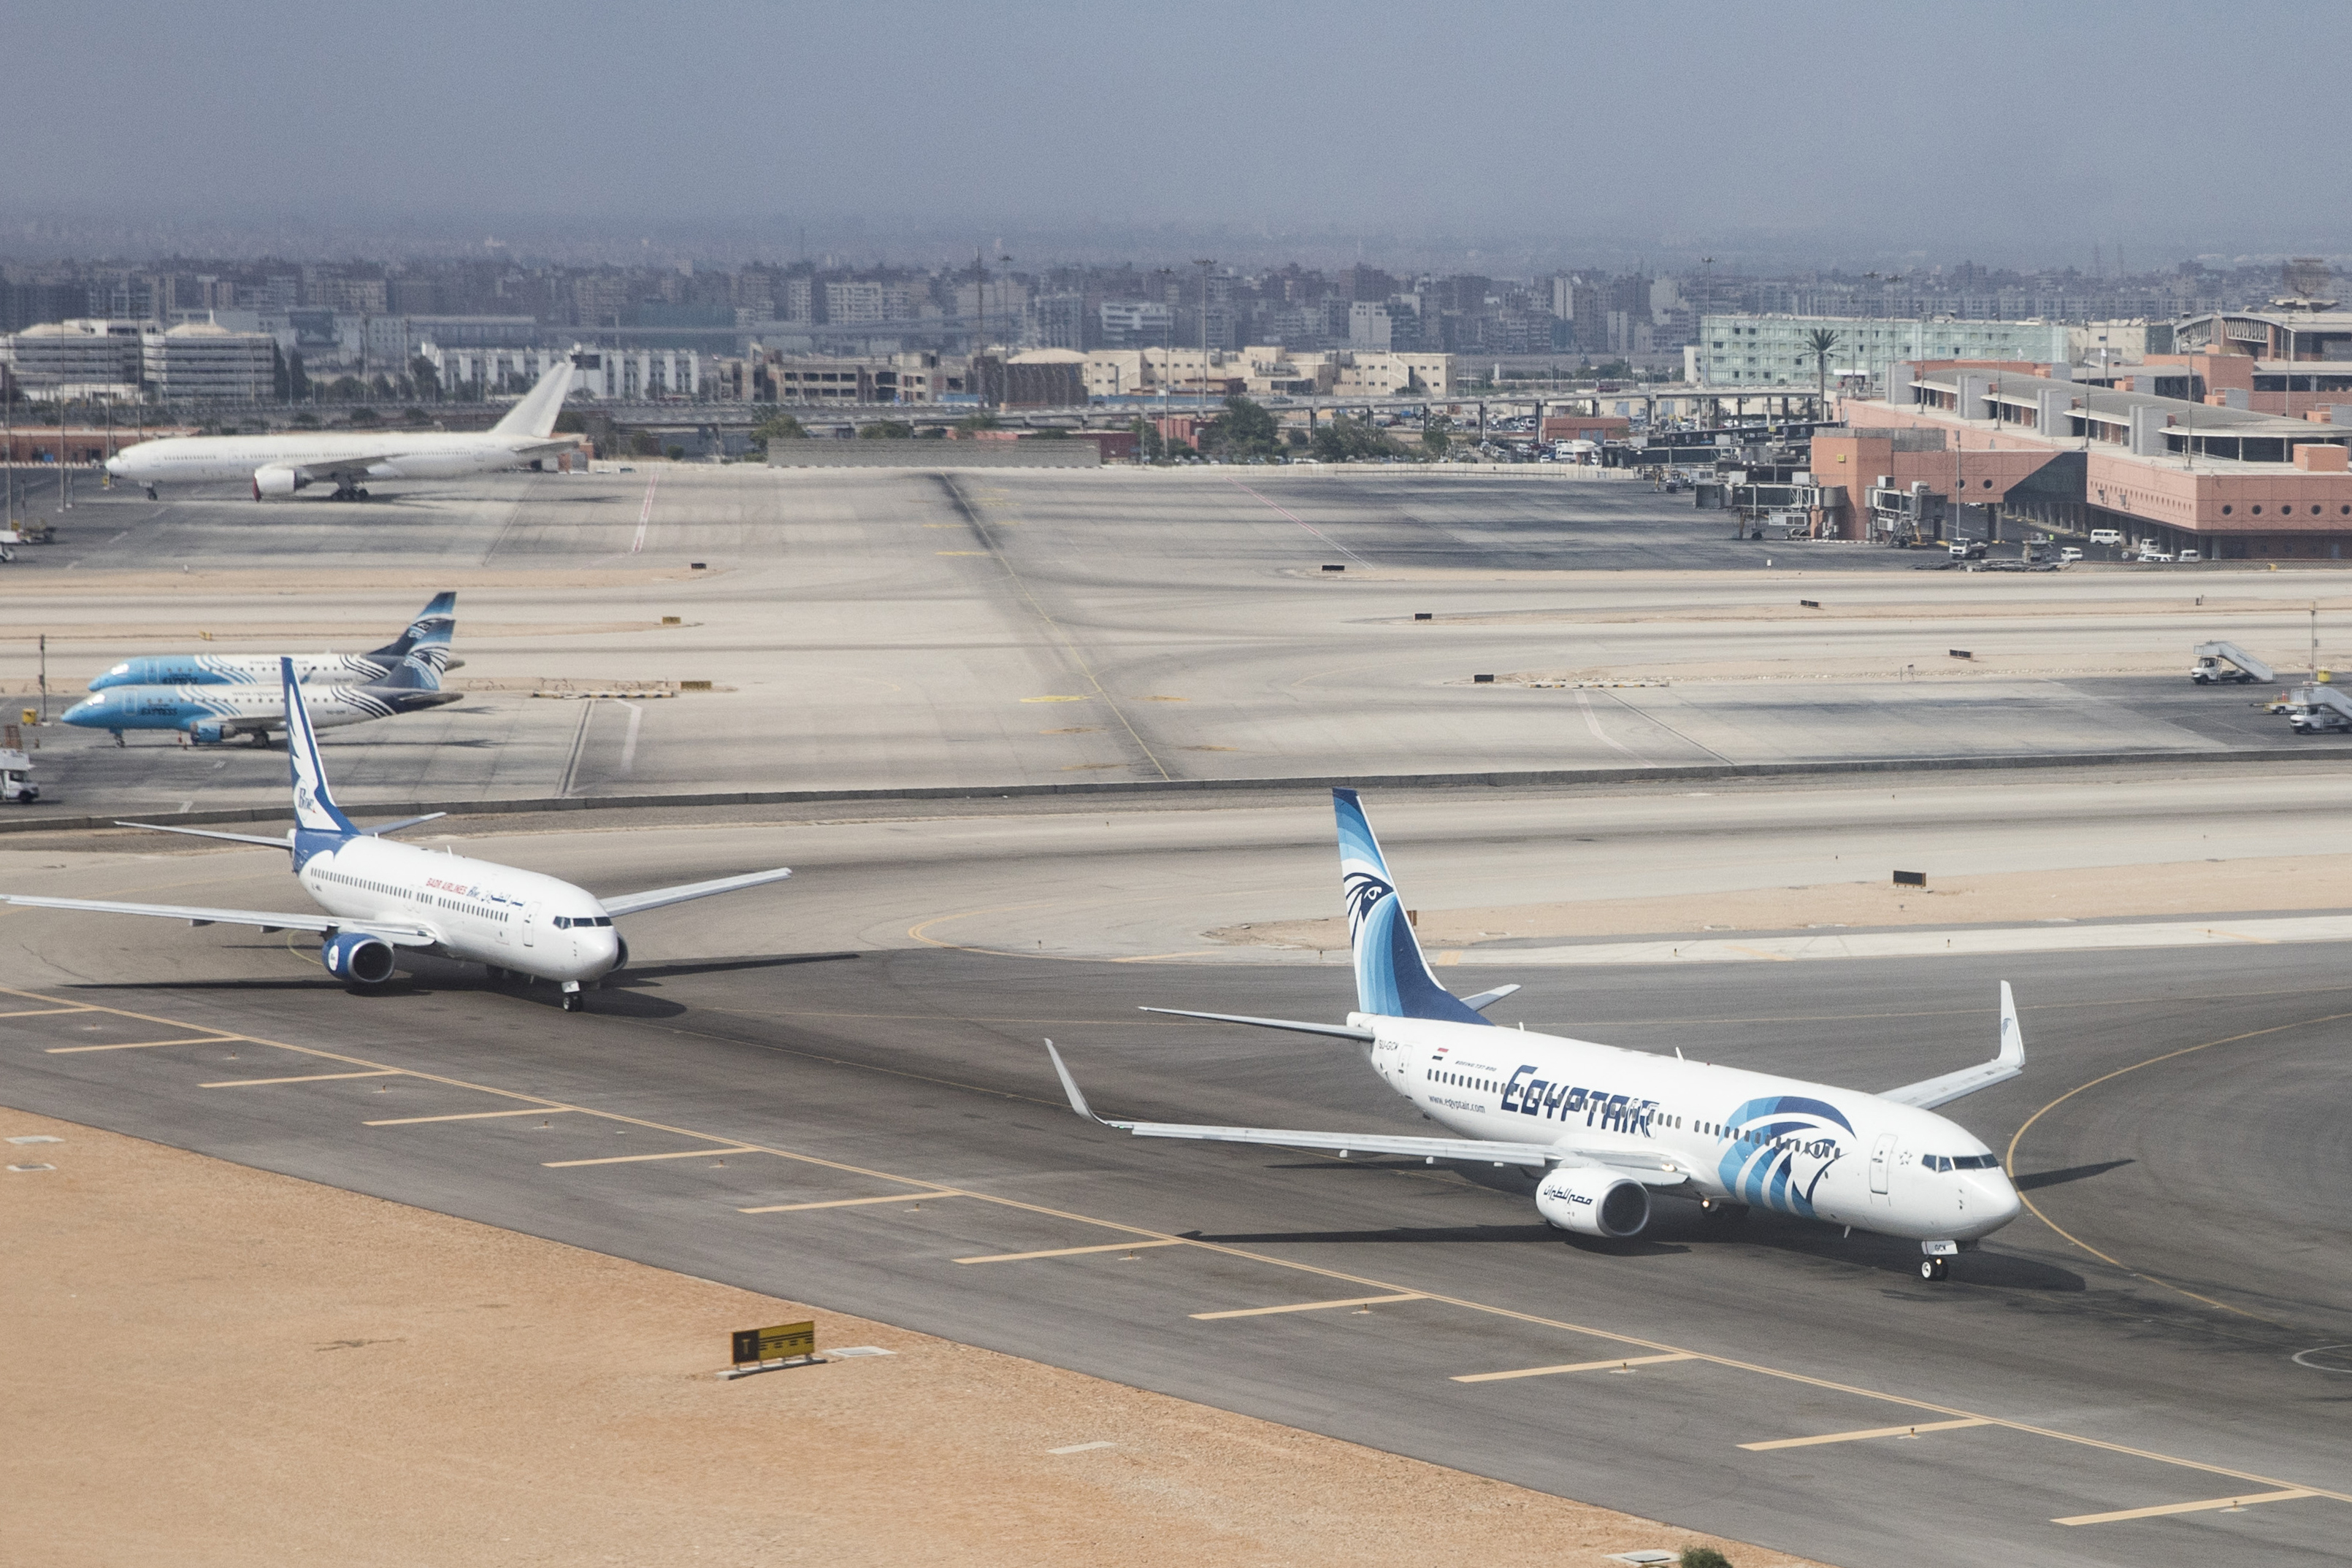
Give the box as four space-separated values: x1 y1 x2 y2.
1919 1258 1949 1282
145 485 158 500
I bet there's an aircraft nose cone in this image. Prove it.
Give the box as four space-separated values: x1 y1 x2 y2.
61 698 102 726
103 456 123 476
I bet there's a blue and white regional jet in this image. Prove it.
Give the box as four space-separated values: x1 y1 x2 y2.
88 592 459 691
4 660 792 1010
1049 789 2026 1281
64 618 459 746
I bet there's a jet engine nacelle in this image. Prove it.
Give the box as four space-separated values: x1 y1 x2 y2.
610 934 629 973
189 719 233 745
1536 1167 1652 1239
253 465 307 498
321 931 397 985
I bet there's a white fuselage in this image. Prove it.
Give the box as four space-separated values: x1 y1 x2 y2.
1363 1014 2020 1242
299 835 621 985
104 431 562 486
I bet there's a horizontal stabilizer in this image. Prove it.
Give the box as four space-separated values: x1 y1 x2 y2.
1882 980 2026 1109
361 812 447 837
1137 1007 1376 1042
115 820 292 848
601 866 792 918
1458 983 1521 1013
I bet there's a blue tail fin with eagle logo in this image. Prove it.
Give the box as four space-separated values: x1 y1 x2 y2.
1333 789 1490 1026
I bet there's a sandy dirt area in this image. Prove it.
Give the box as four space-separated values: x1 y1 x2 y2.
2 1107 1823 1568
1211 853 2352 950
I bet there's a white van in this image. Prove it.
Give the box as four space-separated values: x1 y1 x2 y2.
2088 529 2123 546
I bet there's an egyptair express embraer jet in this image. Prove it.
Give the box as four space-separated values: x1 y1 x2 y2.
2 660 792 1011
104 360 581 501
1049 789 2025 1281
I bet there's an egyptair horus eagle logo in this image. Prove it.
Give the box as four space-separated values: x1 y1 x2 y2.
1343 868 1394 938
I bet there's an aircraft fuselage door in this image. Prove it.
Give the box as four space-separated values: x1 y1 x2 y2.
1869 1133 1896 1201
522 901 540 947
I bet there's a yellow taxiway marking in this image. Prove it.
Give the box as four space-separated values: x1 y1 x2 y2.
11 978 2351 1518
47 1036 244 1054
366 1107 582 1126
1019 695 1089 703
543 1147 757 1168
1455 1352 1697 1383
1192 1293 1424 1321
2056 1488 2315 1526
957 1238 1190 1264
1742 1416 1993 1450
0 1006 98 1018
201 1069 403 1088
739 1191 957 1214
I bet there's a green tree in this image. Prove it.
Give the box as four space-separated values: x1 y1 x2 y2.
408 356 441 399
1204 394 1280 461
746 412 806 456
1131 416 1164 461
627 431 661 457
400 407 429 426
348 406 378 426
955 410 1002 434
1803 326 1842 412
1310 415 1401 463
1679 1548 1732 1568
1422 426 1451 458
859 419 914 439
554 410 587 434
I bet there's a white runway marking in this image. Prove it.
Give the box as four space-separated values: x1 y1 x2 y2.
629 469 659 554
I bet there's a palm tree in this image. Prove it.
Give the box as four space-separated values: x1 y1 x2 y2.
1804 328 1842 415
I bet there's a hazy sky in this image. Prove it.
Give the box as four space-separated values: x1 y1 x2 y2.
14 1 2352 269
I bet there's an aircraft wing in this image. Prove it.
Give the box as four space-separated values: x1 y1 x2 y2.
1881 980 2026 1110
0 893 434 945
1045 1042 1690 1183
600 866 793 918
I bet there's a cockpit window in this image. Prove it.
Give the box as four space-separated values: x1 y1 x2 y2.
1928 1154 2001 1172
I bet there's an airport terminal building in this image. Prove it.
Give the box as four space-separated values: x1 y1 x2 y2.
1826 356 2352 559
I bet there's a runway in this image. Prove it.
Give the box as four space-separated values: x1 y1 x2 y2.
7 466 2348 826
4 792 2350 1568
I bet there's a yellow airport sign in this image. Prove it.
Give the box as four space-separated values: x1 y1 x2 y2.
732 1320 816 1366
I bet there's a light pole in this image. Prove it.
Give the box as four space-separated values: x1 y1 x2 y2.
1155 267 1174 454
1192 258 1215 417
998 254 1015 408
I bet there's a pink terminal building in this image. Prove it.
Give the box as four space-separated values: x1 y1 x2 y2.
1822 352 2352 561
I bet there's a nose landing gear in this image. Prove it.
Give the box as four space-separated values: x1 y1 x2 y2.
1918 1258 1949 1281
560 980 583 1013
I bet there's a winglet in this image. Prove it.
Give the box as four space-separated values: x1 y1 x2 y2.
1044 1039 1102 1123
1997 980 2024 1068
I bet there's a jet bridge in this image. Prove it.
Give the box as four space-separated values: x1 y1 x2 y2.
2191 642 2275 684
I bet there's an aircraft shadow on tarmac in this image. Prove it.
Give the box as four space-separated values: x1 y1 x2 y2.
2014 1158 2135 1190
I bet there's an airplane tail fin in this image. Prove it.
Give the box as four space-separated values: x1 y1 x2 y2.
282 658 357 838
372 645 444 693
1333 788 1490 1026
366 591 456 661
491 358 575 438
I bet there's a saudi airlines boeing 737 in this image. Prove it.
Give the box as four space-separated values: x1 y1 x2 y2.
1049 789 2025 1281
2 660 792 1010
104 359 581 501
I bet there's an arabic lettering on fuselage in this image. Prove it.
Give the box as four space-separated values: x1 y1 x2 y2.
1498 1064 1659 1132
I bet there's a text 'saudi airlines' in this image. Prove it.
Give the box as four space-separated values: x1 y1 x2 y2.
4 660 792 1010
1049 789 2025 1281
104 361 581 501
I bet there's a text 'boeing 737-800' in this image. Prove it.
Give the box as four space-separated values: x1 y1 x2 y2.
4 659 793 1010
1049 789 2024 1281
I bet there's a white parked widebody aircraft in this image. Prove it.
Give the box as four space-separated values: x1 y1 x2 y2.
1 660 792 1011
1049 788 2026 1281
104 360 581 501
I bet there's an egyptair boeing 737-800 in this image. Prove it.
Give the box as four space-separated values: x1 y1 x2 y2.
104 361 581 501
1049 789 2025 1281
3 660 792 1010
